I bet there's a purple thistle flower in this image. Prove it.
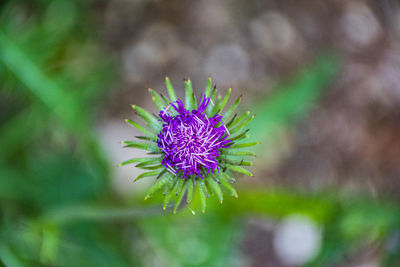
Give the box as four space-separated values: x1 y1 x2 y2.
122 77 257 213
157 93 231 179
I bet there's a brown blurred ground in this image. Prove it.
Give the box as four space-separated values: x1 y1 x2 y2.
94 1 400 266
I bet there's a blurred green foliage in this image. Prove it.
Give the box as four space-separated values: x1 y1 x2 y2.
251 53 338 152
0 0 399 266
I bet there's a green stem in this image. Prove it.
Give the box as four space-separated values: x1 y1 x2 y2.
38 205 165 225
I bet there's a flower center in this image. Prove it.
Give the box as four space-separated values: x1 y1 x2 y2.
157 95 231 178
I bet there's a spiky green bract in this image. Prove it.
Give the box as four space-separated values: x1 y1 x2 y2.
122 77 258 213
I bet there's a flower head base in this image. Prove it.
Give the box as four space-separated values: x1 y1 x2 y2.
158 94 231 178
122 77 258 213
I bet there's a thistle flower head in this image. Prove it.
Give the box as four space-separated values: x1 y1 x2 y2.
157 93 231 178
122 77 258 213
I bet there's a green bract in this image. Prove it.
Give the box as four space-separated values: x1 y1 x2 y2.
122 77 258 213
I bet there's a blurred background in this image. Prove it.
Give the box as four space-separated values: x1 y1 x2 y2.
1 0 400 266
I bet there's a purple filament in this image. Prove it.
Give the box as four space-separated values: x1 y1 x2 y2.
157 93 231 178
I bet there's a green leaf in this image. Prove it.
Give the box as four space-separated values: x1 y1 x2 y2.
163 176 175 194
206 89 218 116
40 224 60 264
230 115 255 135
230 142 260 149
122 141 160 152
165 76 177 102
125 119 156 138
155 169 167 180
120 156 162 166
174 183 187 214
228 129 249 141
174 179 185 195
205 76 212 97
200 180 210 197
0 31 110 177
223 95 241 121
227 111 249 129
199 182 207 213
135 157 163 167
148 151 162 155
148 88 165 110
135 135 155 141
222 159 253 166
131 105 161 131
159 93 178 116
219 173 238 198
186 178 194 204
135 164 163 170
163 179 179 210
0 31 79 126
218 88 231 113
184 79 196 110
160 93 171 106
211 85 217 101
221 150 255 157
208 177 223 203
210 95 222 116
226 164 253 176
134 170 161 182
224 114 237 129
144 173 173 200
0 243 24 267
